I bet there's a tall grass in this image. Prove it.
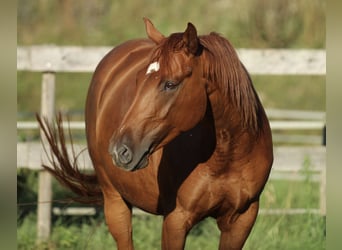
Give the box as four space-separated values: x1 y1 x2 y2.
17 213 325 250
17 179 325 249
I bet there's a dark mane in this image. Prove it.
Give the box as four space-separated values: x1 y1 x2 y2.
150 32 262 132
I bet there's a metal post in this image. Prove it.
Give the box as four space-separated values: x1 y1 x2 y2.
37 72 55 243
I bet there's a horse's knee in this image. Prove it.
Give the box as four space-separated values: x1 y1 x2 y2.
161 210 197 250
217 202 259 250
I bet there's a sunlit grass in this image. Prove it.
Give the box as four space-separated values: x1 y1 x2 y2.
17 177 325 250
17 211 325 250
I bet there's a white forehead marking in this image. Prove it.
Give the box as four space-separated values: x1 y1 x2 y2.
146 61 160 75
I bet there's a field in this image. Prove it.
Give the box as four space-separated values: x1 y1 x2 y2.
17 213 325 250
17 178 325 250
17 1 326 249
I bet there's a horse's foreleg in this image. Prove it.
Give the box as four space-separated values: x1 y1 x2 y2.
216 201 259 250
161 209 195 250
103 190 134 250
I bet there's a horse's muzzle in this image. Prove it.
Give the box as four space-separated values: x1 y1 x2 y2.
109 140 150 171
114 143 133 166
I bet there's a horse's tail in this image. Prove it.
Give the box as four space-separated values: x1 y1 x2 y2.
36 113 103 205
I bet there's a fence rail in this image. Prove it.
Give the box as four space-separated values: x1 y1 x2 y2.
17 117 325 131
17 46 326 75
17 46 326 242
17 142 325 180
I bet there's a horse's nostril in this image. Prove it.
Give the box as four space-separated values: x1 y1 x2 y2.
115 144 133 165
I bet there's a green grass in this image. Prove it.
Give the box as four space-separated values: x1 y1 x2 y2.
17 178 326 250
246 214 325 250
17 212 325 250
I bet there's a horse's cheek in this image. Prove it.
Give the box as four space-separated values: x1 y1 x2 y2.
180 91 207 131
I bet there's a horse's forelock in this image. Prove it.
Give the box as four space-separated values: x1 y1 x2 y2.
149 33 187 74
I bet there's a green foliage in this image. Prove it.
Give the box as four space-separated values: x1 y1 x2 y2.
132 215 162 249
17 0 325 48
17 169 38 223
186 219 220 249
17 213 37 249
228 0 326 48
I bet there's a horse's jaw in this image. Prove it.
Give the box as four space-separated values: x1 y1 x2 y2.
111 151 150 171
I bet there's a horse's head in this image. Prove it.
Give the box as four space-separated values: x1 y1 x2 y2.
109 18 208 171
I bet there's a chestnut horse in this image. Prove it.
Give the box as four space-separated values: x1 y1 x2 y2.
38 18 273 250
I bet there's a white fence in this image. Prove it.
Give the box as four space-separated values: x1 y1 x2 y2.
17 46 326 242
17 46 326 74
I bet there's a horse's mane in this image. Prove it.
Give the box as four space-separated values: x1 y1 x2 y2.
150 32 262 132
199 33 261 132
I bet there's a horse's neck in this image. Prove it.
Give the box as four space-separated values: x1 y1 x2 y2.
208 87 244 133
206 89 258 171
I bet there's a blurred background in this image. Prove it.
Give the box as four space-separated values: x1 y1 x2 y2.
17 1 326 249
18 0 326 119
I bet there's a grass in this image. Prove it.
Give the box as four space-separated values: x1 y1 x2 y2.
17 213 325 250
17 151 325 250
17 178 326 250
245 214 325 250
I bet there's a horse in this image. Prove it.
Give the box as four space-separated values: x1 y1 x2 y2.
37 18 273 250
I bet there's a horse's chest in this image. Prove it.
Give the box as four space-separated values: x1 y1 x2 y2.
181 169 252 214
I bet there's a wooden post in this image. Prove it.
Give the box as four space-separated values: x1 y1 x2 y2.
37 72 55 243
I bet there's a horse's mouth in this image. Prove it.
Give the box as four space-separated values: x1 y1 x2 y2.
111 145 154 172
110 132 165 172
130 139 163 171
132 150 150 171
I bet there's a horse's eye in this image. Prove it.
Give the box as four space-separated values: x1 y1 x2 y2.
163 80 178 91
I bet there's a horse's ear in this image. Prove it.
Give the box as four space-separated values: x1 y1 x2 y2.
143 17 164 44
183 22 199 55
